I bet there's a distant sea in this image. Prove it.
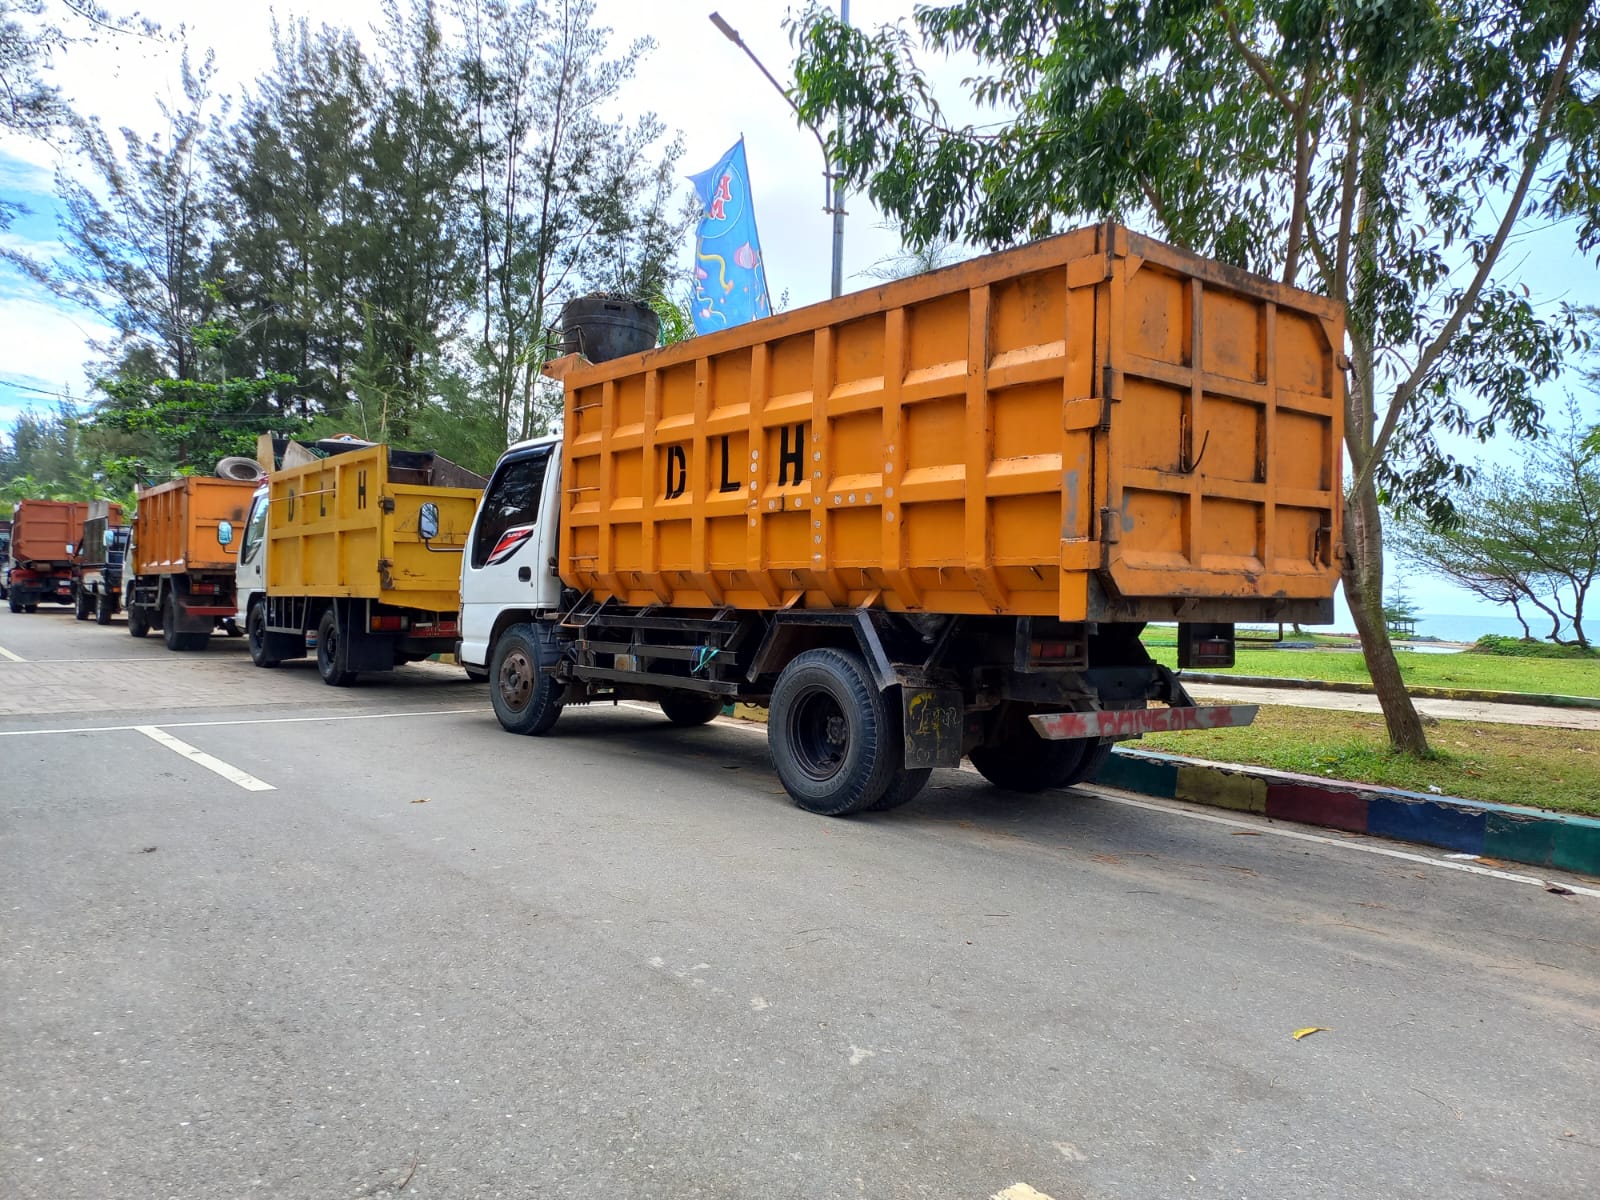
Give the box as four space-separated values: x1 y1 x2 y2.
1410 612 1546 644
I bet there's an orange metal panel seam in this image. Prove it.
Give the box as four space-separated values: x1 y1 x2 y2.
1187 275 1205 576
963 284 1008 612
811 326 848 605
1262 301 1279 574
597 378 616 590
880 306 921 608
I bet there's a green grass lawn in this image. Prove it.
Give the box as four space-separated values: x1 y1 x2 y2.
1138 705 1600 817
1146 644 1600 698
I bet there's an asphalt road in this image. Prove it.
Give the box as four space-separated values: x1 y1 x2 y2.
2 604 1597 1200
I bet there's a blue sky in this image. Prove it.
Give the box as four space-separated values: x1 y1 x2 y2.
2 0 1597 636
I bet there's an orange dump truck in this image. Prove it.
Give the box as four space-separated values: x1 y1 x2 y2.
463 222 1344 816
6 499 91 612
127 476 257 651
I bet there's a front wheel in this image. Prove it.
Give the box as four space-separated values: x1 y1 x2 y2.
7 594 20 614
74 589 90 620
489 623 564 735
247 602 280 668
463 666 489 683
768 648 899 817
95 592 113 625
127 603 150 637
316 608 357 686
658 693 724 727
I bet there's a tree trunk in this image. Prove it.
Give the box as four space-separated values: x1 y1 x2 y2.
1342 476 1431 754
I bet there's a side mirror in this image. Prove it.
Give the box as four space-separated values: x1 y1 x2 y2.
65 543 75 556
419 502 440 541
104 530 115 549
217 521 234 547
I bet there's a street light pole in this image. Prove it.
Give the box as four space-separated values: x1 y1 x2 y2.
709 6 848 299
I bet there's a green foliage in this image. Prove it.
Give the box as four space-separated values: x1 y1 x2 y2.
1392 404 1600 647
649 288 695 347
1471 634 1600 659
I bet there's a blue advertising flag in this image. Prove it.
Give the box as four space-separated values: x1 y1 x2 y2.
688 138 771 334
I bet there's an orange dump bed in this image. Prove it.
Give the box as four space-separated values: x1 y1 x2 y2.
10 499 90 567
132 476 256 576
560 223 1343 621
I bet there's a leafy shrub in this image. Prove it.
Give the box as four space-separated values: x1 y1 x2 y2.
1470 634 1599 660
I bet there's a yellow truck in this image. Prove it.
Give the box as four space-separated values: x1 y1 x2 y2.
459 223 1344 815
235 442 485 684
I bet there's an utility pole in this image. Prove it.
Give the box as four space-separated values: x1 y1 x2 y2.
709 4 849 298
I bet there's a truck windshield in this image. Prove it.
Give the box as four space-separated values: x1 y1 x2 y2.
472 450 550 569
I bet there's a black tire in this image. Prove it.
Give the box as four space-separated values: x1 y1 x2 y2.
95 592 112 625
768 647 899 816
969 706 1095 792
24 603 37 613
7 594 19 614
223 620 244 638
658 693 724 726
316 608 357 686
74 589 90 620
490 623 565 734
163 591 209 652
463 666 489 683
127 603 150 637
247 602 280 668
866 766 933 812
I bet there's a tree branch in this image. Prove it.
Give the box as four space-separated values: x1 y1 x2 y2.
1356 17 1585 493
1220 11 1294 112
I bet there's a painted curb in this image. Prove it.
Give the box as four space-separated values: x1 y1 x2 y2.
1093 746 1600 876
1180 672 1600 711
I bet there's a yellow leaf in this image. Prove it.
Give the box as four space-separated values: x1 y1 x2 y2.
1292 1026 1330 1041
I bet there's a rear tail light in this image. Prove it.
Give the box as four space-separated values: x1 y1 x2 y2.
370 615 408 632
1029 639 1070 661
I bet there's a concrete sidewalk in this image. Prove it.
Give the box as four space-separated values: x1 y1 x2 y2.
1185 681 1600 730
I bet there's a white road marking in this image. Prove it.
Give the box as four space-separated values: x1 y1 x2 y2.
702 713 1600 898
134 726 275 792
1082 787 1600 899
0 707 483 738
0 644 25 662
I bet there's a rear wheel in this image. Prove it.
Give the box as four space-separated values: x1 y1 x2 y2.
658 693 724 726
74 588 90 620
768 648 898 817
24 603 37 613
247 602 280 668
163 591 209 652
490 622 564 734
7 594 19 614
969 706 1098 792
95 592 113 625
127 603 150 638
865 767 933 812
316 608 357 686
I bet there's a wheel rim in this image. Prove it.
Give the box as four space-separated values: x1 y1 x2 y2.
499 648 534 712
787 686 849 782
321 625 337 671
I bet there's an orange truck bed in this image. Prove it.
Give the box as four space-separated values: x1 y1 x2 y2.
10 500 89 567
132 477 257 576
559 222 1343 622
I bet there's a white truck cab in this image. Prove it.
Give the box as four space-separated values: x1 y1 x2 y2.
457 434 564 674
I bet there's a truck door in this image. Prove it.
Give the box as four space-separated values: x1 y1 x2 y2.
235 487 270 619
460 441 562 667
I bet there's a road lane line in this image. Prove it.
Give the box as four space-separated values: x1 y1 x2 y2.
699 712 1600 898
0 707 483 737
134 726 275 792
0 644 25 662
1080 786 1600 898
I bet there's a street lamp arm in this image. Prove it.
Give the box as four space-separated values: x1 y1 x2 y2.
708 12 831 166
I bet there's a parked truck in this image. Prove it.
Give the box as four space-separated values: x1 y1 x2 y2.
71 500 128 624
458 222 1345 816
235 442 486 684
0 517 11 600
126 476 257 650
6 499 90 613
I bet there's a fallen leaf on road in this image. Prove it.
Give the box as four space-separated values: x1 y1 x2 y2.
1230 831 1262 836
1292 1026 1331 1041
411 798 430 804
139 846 157 853
1546 883 1575 896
